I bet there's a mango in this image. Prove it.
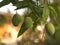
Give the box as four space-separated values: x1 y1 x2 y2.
46 22 55 35
12 14 23 26
24 17 33 28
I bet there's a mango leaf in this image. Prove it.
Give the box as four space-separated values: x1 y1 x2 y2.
28 12 38 22
49 4 60 26
53 0 60 4
36 7 43 17
45 33 55 45
49 11 58 25
15 0 35 9
14 1 29 9
55 26 60 42
42 5 50 23
20 0 42 18
10 0 18 4
54 26 60 44
17 23 27 37
24 0 35 5
28 12 42 30
39 0 44 5
24 0 32 1
0 0 10 7
27 1 41 17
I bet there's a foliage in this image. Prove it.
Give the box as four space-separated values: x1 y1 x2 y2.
0 0 60 45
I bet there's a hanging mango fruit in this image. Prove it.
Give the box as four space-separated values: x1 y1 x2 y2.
12 13 23 26
46 22 55 35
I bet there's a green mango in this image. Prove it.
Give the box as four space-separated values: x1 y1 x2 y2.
12 14 23 26
24 17 33 28
17 17 33 37
46 22 55 35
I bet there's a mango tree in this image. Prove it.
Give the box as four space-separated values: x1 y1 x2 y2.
0 0 60 45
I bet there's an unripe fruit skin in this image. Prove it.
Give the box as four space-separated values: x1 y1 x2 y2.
46 22 55 35
25 17 33 28
12 14 23 26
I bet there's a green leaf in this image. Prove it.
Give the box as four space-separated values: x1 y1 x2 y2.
55 26 60 41
33 18 43 30
28 12 38 22
45 33 55 45
14 1 29 9
17 17 33 37
31 7 39 16
27 2 40 17
24 0 31 1
49 4 60 26
53 0 60 4
28 12 42 30
0 0 10 7
42 5 50 23
45 33 53 42
15 0 35 9
10 0 18 4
